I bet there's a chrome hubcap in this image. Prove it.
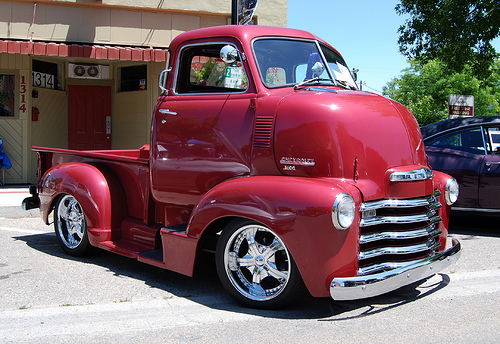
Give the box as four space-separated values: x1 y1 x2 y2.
56 195 85 249
224 224 291 301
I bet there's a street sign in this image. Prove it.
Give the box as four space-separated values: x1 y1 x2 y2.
448 94 474 118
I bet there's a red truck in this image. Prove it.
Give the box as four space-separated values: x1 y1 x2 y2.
23 25 461 309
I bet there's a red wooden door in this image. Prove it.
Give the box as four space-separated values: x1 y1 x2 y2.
68 85 112 150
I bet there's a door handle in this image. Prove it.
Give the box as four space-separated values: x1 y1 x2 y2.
485 162 500 167
159 109 177 116
485 161 500 171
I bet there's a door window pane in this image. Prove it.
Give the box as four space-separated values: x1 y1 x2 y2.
0 75 15 117
427 127 486 155
177 44 247 93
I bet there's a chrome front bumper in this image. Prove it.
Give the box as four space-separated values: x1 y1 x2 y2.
330 237 461 300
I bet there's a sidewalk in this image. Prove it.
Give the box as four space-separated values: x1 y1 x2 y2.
0 185 31 207
0 185 40 218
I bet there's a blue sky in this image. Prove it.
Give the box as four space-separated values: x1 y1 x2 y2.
287 0 500 94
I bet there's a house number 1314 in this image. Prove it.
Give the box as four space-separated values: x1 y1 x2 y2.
19 75 27 114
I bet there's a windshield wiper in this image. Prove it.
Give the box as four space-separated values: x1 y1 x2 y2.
293 77 335 90
334 79 357 90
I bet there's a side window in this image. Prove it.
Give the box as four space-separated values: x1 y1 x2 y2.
119 65 147 92
320 44 357 89
0 74 15 117
190 56 227 87
176 44 247 94
486 127 500 154
427 127 486 155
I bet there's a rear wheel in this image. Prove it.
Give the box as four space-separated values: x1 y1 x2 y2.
54 194 92 256
216 219 303 309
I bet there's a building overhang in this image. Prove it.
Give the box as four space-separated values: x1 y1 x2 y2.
0 40 168 62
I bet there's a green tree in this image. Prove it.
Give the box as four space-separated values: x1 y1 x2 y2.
383 59 500 126
396 0 500 80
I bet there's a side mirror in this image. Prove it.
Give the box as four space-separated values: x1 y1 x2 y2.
158 68 171 94
351 68 359 82
220 45 238 64
311 62 325 78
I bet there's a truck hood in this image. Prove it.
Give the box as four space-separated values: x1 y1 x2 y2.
273 89 428 201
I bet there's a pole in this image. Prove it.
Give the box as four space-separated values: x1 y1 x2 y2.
231 0 238 25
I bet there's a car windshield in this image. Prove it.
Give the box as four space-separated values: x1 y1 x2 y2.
253 38 357 89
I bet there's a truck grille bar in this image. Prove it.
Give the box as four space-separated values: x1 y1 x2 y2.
358 190 443 276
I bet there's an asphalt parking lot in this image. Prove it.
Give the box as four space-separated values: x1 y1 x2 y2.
0 186 499 344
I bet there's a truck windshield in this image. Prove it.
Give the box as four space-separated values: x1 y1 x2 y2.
253 38 357 89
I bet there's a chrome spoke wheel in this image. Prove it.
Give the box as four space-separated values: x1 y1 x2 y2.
54 194 91 256
216 220 301 308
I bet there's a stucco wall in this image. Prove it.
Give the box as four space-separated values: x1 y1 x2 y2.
0 1 287 47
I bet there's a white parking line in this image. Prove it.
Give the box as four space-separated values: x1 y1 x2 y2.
0 226 52 235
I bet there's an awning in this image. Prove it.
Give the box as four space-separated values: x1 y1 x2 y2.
0 40 168 62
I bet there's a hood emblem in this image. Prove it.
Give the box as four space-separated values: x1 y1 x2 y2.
280 157 316 167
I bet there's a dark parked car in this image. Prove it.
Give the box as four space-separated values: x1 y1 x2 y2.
421 116 500 212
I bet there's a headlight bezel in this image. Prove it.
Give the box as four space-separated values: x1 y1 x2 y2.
332 192 356 230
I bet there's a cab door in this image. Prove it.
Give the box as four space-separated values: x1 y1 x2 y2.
479 126 500 209
151 42 252 208
479 156 500 209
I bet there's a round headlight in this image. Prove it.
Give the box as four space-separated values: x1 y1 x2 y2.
445 177 459 205
332 193 356 230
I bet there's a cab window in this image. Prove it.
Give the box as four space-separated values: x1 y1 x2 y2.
176 43 247 94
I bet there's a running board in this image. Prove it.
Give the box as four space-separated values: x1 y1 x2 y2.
98 240 152 258
137 249 166 269
138 224 198 276
98 223 198 277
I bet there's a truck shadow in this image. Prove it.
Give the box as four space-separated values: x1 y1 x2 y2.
15 232 452 321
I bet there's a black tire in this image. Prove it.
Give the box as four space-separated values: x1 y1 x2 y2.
216 219 303 309
54 194 93 256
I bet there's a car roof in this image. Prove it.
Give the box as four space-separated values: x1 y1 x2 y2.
421 116 500 140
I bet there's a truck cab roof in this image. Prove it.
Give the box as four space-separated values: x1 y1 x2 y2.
170 25 332 51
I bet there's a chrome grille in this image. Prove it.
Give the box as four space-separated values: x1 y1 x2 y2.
358 190 443 276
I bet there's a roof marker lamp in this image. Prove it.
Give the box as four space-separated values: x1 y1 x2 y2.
332 193 356 230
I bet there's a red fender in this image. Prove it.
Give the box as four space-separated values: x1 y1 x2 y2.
39 162 127 246
187 176 362 297
431 170 454 249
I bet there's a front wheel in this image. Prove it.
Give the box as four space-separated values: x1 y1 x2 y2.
216 219 303 309
54 194 92 256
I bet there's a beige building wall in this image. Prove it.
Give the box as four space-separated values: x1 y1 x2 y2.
0 0 287 47
112 62 165 149
0 0 287 184
0 54 31 183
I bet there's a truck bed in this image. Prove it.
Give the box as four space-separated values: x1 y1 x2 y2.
32 144 150 165
33 144 151 223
